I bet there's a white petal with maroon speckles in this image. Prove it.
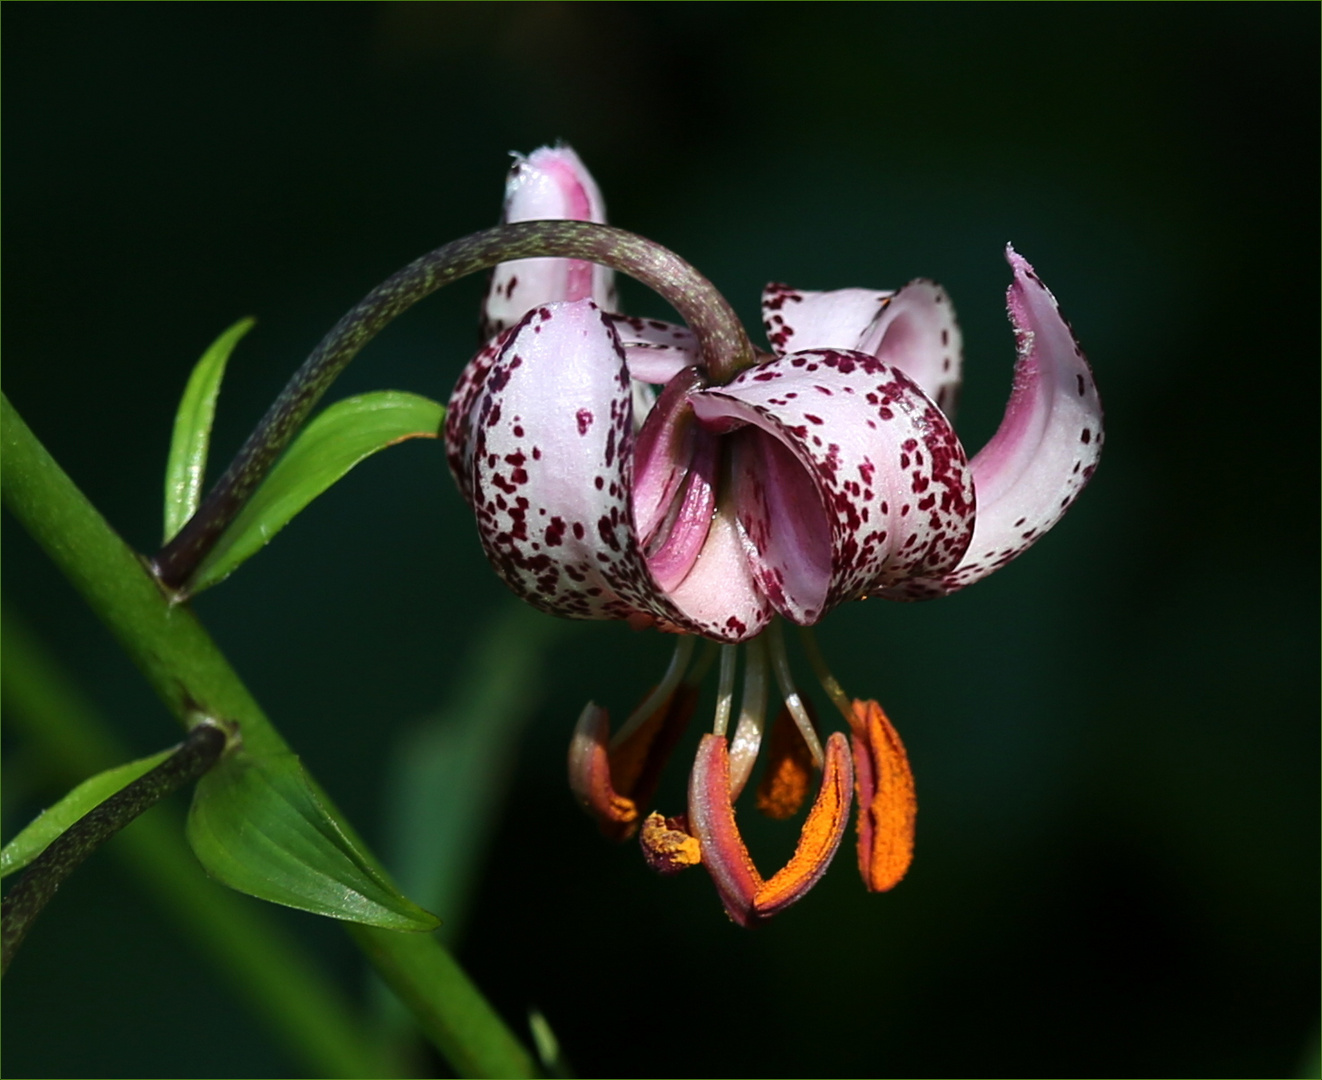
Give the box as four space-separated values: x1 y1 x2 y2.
466 300 662 622
445 328 513 505
608 314 701 385
878 247 1102 599
689 349 975 623
631 369 719 593
664 486 775 642
760 283 893 358
726 425 833 624
853 279 964 421
482 146 618 337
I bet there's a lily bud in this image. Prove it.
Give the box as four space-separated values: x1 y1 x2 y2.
481 144 618 336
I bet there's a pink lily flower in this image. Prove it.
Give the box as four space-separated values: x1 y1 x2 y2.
445 146 1103 926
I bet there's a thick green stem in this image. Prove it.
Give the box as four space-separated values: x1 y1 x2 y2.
1 393 537 1078
2 721 226 974
155 219 754 590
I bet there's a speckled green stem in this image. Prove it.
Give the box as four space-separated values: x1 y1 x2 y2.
153 220 753 590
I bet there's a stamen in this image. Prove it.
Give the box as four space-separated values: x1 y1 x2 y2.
687 734 762 927
848 699 916 892
610 635 696 749
755 703 816 820
687 639 719 685
638 812 701 875
753 732 854 918
712 643 738 737
687 731 854 927
797 625 853 722
607 683 699 827
568 702 640 831
767 621 824 768
727 635 768 799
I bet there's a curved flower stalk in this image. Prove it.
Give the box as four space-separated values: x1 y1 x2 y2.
445 146 1103 925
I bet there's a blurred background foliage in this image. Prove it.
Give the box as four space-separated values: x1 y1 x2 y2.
2 4 1316 1077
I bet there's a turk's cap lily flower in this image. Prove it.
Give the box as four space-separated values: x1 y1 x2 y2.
445 145 1103 924
447 246 1100 638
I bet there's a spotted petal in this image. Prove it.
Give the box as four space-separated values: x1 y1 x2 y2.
464 300 660 622
632 370 773 642
762 281 962 419
880 247 1102 599
853 280 963 419
689 349 975 625
445 327 512 504
608 314 700 386
761 283 893 357
482 145 618 337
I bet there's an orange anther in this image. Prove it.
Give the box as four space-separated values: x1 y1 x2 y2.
568 703 639 837
753 732 853 917
755 704 816 820
688 734 763 926
689 731 854 926
607 684 697 808
568 687 699 842
639 812 702 875
847 699 916 892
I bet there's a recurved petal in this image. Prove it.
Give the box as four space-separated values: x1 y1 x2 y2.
689 350 975 623
725 425 833 625
445 328 513 505
880 247 1102 599
482 145 618 336
664 485 776 642
629 369 774 642
467 300 661 622
631 369 707 547
853 279 964 420
760 283 894 357
608 314 701 385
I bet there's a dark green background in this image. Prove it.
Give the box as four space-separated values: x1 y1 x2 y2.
3 4 1317 1077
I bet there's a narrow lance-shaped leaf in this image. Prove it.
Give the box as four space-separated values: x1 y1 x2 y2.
0 748 174 878
164 317 256 543
187 748 440 932
187 390 444 594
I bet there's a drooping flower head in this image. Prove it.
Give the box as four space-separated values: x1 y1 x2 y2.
445 145 1103 925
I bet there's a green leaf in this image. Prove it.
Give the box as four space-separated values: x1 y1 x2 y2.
187 748 440 932
164 316 256 544
1 748 174 878
186 390 444 594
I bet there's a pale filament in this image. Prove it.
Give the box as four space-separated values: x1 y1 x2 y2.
610 634 696 749
711 643 738 738
797 625 854 722
727 634 768 800
768 620 825 768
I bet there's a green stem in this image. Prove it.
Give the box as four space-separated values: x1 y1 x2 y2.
154 219 755 591
1 393 538 1079
1 721 226 975
2 611 393 1078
